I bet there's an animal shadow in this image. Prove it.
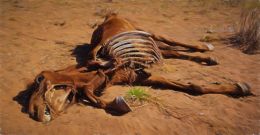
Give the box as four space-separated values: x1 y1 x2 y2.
70 43 92 66
13 82 36 114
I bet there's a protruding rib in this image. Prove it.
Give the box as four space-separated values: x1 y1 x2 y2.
111 43 162 61
121 57 155 64
108 35 149 47
100 30 163 69
116 51 159 62
105 30 152 46
114 47 156 58
108 38 154 53
123 60 151 69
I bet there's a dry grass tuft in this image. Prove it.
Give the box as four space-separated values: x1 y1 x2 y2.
233 7 259 54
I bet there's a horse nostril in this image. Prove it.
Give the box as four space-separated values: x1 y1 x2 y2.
29 106 38 120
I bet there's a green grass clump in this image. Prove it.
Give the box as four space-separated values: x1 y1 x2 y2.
124 87 177 117
125 87 150 103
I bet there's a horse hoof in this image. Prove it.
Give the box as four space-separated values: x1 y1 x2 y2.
204 43 214 51
236 82 251 95
110 96 132 113
207 57 218 65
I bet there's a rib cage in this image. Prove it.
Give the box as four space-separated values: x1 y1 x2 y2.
100 31 163 69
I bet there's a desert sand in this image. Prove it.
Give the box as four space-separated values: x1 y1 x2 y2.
0 0 259 135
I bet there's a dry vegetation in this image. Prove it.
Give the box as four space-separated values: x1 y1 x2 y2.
185 0 259 54
235 7 259 54
230 0 260 54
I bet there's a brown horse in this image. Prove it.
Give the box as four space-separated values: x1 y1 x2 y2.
28 14 251 122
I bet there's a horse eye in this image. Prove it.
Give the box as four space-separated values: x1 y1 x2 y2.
36 76 44 84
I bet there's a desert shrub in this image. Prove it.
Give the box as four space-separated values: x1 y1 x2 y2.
235 6 259 54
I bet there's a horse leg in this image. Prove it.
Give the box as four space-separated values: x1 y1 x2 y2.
139 71 251 96
160 49 218 65
80 70 110 108
136 27 214 52
152 34 214 52
82 69 132 113
83 85 109 108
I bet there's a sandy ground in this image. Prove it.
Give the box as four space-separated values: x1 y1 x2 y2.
0 0 259 135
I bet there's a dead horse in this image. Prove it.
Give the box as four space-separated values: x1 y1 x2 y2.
83 13 251 109
28 13 251 122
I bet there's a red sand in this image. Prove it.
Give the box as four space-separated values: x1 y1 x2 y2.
1 0 259 134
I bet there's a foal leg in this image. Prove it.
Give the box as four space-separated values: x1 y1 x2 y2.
160 49 218 65
140 73 251 96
